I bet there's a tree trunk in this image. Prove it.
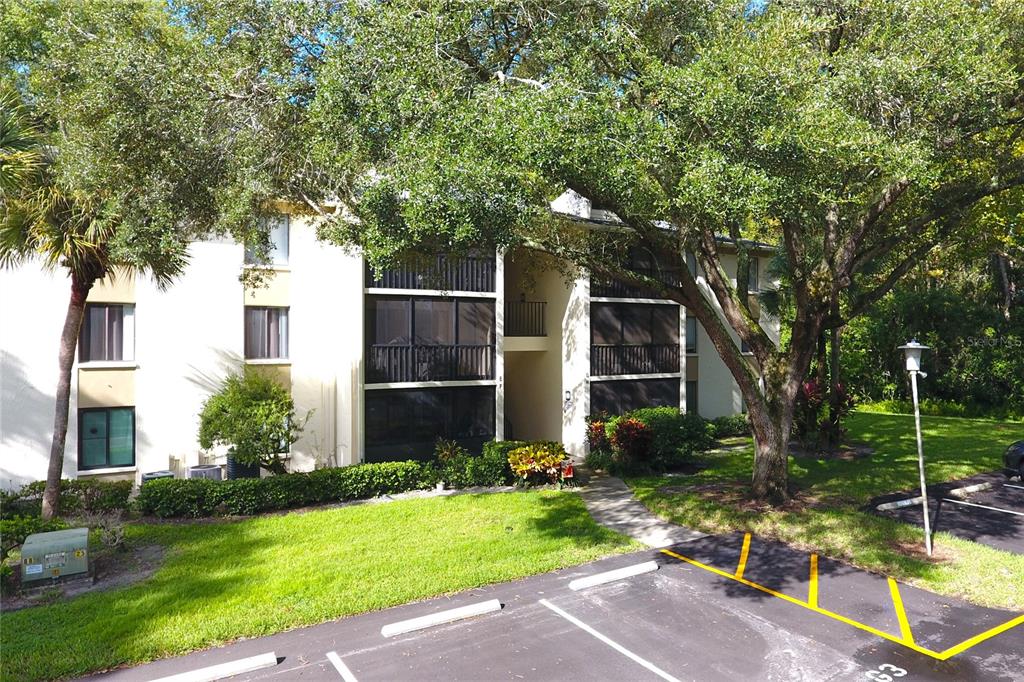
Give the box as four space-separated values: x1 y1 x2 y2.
748 398 791 505
826 324 844 446
41 273 93 520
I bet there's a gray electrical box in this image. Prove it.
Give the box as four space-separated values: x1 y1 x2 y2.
20 528 89 583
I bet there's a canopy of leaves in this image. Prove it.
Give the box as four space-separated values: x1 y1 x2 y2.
0 0 329 276
198 372 305 474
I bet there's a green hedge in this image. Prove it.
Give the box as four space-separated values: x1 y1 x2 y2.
624 407 716 468
1 479 133 519
1 516 69 562
135 461 436 518
711 414 751 438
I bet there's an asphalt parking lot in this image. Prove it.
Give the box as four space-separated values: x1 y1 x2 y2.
879 476 1024 554
85 533 1024 682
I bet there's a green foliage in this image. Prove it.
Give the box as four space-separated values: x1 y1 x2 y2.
711 414 751 438
859 399 1024 422
627 407 716 465
584 448 614 472
0 515 69 562
2 479 132 519
508 442 569 485
433 437 469 463
606 417 653 471
198 372 308 476
844 286 1024 418
135 462 436 518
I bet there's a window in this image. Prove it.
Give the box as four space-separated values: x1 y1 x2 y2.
686 251 697 276
685 316 697 354
364 387 496 461
79 304 134 362
79 407 135 470
685 381 698 415
747 257 759 292
244 215 289 266
245 307 289 359
590 378 680 416
591 303 679 346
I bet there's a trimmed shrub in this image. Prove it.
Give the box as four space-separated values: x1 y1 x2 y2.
508 442 569 485
136 478 222 518
3 479 132 519
606 417 653 468
1 516 70 562
482 440 531 462
711 414 751 438
136 461 435 518
626 407 715 467
585 416 610 453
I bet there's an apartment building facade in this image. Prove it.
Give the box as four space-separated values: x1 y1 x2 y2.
0 201 777 489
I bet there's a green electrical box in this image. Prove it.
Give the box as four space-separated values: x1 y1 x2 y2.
20 528 89 583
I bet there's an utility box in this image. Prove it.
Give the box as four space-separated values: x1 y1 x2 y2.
20 528 89 583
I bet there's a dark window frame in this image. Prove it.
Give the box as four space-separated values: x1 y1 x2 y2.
77 406 136 471
685 380 698 415
244 306 290 360
79 303 128 363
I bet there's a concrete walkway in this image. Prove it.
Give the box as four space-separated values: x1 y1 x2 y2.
579 473 707 548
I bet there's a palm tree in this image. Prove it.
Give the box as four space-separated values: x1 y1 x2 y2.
0 86 187 518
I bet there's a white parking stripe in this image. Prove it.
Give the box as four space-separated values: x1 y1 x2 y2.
149 652 278 682
326 651 358 682
942 498 1024 517
538 599 681 682
1004 483 1024 491
569 561 659 591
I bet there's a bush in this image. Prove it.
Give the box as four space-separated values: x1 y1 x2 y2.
859 398 1024 421
3 479 132 519
584 448 613 472
711 414 751 438
136 461 436 518
508 442 569 485
606 417 653 468
198 372 309 476
626 407 715 467
1 516 69 562
434 438 470 463
585 416 611 453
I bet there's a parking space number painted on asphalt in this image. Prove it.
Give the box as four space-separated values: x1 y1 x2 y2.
865 663 907 681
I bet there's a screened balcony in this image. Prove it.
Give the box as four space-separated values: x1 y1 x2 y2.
504 300 547 337
366 252 496 292
590 343 680 375
366 344 494 383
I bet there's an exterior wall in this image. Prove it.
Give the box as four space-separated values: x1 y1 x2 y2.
0 266 78 488
0 205 778 489
692 251 781 418
133 238 245 478
503 251 572 445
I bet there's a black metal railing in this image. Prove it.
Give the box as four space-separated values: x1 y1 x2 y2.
505 301 547 337
367 344 495 383
366 254 496 292
590 343 680 376
591 267 681 299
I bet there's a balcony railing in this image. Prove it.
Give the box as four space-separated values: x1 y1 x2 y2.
591 267 681 299
367 344 495 383
366 254 496 292
505 301 547 337
591 343 680 376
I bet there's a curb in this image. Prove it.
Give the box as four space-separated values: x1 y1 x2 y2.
875 481 993 511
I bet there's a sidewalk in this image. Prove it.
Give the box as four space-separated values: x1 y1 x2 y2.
578 472 706 548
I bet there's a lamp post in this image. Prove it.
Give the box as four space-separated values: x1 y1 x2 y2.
898 340 932 557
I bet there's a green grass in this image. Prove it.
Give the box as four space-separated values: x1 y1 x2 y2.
0 490 639 682
629 411 1024 610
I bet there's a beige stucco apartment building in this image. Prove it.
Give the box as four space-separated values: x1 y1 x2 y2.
0 197 778 489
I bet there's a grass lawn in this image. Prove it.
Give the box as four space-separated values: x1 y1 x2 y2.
0 490 639 682
628 411 1024 611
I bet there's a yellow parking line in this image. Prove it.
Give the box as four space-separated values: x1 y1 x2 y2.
734 533 751 579
938 613 1024 659
660 547 1023 661
807 554 818 608
888 578 915 644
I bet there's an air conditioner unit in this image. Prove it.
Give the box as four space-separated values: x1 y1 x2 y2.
188 464 223 481
21 528 89 583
